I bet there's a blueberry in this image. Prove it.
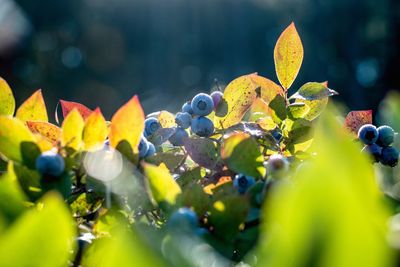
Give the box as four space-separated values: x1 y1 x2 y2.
191 116 214 137
145 142 156 158
182 102 193 114
35 151 65 177
191 93 214 116
103 139 110 149
361 143 382 162
271 129 283 142
138 136 149 157
168 207 198 230
358 124 378 145
233 174 256 194
377 125 395 147
380 147 399 167
144 117 161 136
169 128 189 146
210 91 223 109
264 154 289 176
175 112 192 129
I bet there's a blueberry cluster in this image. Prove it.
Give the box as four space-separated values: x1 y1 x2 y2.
358 124 399 167
170 91 223 145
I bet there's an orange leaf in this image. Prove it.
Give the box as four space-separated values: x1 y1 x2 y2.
274 22 304 90
109 95 145 152
83 108 108 150
26 121 61 144
16 89 48 122
344 110 373 135
0 77 15 116
62 109 85 150
60 100 93 120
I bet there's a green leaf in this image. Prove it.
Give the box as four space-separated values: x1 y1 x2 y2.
284 119 314 153
214 74 283 129
209 195 250 242
269 94 287 124
184 136 223 170
0 162 27 225
20 141 41 169
221 133 265 178
177 183 210 216
82 228 166 267
146 152 186 171
176 167 202 187
0 77 15 116
0 193 77 267
0 116 36 162
287 102 310 119
295 97 329 121
16 89 48 122
147 128 175 146
142 162 182 205
290 82 338 101
256 109 394 267
274 23 304 90
13 163 42 201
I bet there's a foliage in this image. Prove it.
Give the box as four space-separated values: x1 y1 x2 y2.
0 23 398 267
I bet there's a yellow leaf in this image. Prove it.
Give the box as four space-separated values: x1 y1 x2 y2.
62 108 84 150
158 110 176 128
0 77 15 116
83 108 108 150
0 116 35 161
274 22 304 90
26 121 61 144
16 89 48 122
109 95 145 152
142 162 181 205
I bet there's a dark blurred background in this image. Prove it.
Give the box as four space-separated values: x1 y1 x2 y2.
0 0 399 119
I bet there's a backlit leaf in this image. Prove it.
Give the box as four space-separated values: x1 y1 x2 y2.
26 121 61 144
83 108 108 150
221 133 265 178
256 109 394 267
146 152 186 171
158 110 176 128
62 109 85 150
142 162 182 205
215 74 283 129
16 89 48 122
0 193 76 267
344 110 373 135
0 77 15 116
274 23 303 90
290 82 338 101
0 116 35 161
109 96 145 152
60 100 93 120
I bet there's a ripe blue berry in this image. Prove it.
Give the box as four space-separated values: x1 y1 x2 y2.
138 137 149 157
191 116 214 137
191 93 214 116
210 91 223 109
169 128 189 146
144 117 161 136
182 102 193 114
271 129 283 142
35 151 65 177
233 174 256 194
377 125 395 147
380 147 399 167
168 207 198 230
145 142 156 158
358 124 378 145
361 143 381 162
175 112 192 129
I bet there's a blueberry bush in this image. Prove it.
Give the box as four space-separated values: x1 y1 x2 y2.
0 23 399 267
